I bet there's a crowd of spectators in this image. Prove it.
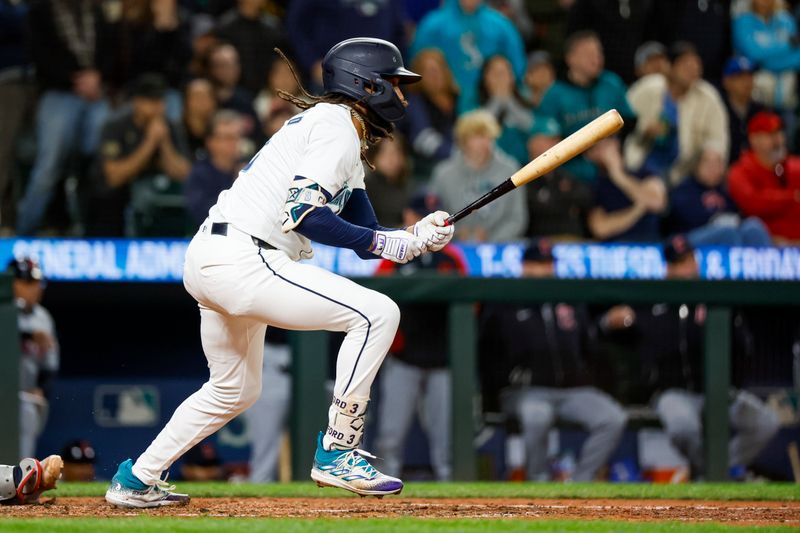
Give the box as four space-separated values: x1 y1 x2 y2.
4 0 800 481
0 0 798 245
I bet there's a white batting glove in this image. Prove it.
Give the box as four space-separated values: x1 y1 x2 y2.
369 229 426 264
413 211 454 252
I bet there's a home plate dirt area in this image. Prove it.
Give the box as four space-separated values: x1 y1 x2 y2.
4 497 800 525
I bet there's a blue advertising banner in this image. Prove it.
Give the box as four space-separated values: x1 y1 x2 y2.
1 238 798 282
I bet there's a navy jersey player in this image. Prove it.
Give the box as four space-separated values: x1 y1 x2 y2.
105 38 454 507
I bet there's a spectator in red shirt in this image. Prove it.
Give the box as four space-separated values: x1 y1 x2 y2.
729 111 800 243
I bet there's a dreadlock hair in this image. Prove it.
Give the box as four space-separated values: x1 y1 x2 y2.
273 48 394 170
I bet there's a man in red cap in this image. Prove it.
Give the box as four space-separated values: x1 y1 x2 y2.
729 111 800 242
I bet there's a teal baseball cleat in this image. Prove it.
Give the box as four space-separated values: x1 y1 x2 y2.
310 432 403 498
105 459 189 508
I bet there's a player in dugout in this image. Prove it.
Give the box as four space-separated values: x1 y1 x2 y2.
105 38 455 508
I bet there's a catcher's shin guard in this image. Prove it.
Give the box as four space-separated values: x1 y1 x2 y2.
1 455 63 505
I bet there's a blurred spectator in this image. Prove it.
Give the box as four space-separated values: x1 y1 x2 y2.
364 136 412 228
487 0 535 47
523 51 555 109
245 329 291 482
430 110 527 241
721 57 765 164
525 120 592 239
405 0 440 25
633 41 670 80
88 73 190 236
9 257 59 459
206 42 261 142
665 146 772 247
184 110 242 226
732 0 800 114
410 0 526 113
478 55 533 165
215 0 284 96
729 111 800 243
565 0 659 84
374 191 467 481
526 0 572 62
113 0 192 121
181 78 218 160
649 0 731 84
286 0 406 90
18 0 114 236
60 439 96 481
534 30 635 182
180 440 224 480
479 241 627 481
0 0 35 233
254 56 301 140
586 138 666 242
624 42 729 185
400 49 457 180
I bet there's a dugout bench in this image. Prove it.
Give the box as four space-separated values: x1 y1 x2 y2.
288 277 800 483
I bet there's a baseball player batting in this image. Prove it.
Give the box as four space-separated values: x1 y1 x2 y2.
105 38 454 508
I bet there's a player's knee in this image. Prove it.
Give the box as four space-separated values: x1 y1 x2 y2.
205 381 259 414
751 408 780 446
518 399 555 433
591 408 628 439
238 383 263 413
358 293 400 333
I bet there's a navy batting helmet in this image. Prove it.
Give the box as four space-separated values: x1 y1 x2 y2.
322 38 421 124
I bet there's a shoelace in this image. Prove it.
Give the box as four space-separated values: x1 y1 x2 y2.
337 449 379 478
153 473 176 493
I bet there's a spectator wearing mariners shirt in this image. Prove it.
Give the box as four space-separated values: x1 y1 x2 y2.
410 0 527 114
532 30 636 183
88 73 191 236
479 241 627 481
374 191 468 482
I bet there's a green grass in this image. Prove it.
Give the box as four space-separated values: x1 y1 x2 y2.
51 481 800 501
0 518 795 533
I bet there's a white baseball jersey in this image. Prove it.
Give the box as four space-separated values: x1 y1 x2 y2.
211 103 365 260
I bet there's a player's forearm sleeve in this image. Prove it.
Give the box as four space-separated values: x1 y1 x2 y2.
339 188 393 232
294 205 376 254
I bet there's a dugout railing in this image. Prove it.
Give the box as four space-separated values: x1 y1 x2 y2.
288 276 800 482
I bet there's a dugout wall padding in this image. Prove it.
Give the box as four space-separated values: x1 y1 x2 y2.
0 273 20 461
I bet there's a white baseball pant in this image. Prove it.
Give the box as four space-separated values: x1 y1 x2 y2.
132 221 400 485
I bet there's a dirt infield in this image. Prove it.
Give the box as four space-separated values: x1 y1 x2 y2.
3 497 800 525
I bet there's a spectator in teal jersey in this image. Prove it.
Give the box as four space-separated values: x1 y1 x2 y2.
732 0 800 112
532 31 635 182
410 0 526 114
478 55 534 166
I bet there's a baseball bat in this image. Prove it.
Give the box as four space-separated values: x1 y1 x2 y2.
444 109 624 225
